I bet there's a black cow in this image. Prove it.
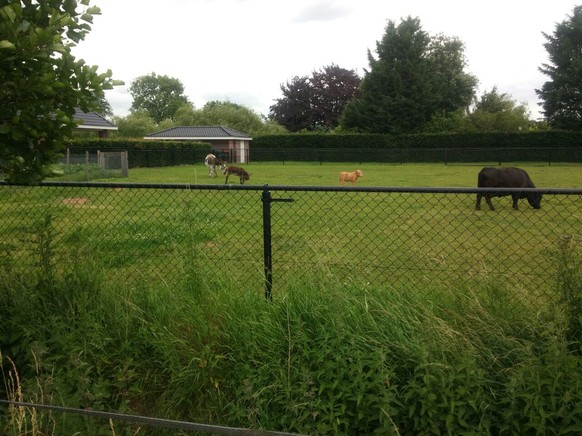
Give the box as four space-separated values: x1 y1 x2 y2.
476 167 542 211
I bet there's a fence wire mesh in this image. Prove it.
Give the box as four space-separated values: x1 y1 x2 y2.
1 182 581 310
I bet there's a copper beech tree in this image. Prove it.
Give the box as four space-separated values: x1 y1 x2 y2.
269 64 361 132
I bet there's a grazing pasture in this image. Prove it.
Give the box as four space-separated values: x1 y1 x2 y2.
3 162 581 308
116 161 582 188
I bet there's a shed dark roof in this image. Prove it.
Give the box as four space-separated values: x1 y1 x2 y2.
74 109 117 130
145 126 252 140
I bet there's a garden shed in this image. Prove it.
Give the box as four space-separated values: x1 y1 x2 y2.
74 109 118 138
144 126 252 163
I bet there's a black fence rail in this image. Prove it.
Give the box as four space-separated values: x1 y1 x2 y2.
0 400 300 435
1 182 581 309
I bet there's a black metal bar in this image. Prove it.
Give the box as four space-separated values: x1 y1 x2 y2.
549 149 552 166
1 181 579 196
262 186 273 301
260 185 295 301
0 400 300 435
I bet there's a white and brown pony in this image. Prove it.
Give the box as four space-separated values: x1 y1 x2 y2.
204 153 226 178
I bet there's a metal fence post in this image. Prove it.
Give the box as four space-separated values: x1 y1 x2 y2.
262 186 274 301
261 185 294 301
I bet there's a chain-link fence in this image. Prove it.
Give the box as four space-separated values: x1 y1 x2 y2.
1 182 580 308
58 150 128 180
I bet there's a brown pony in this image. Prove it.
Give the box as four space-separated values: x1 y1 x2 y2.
224 165 251 184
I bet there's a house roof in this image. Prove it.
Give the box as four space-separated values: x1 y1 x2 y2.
144 126 252 141
74 109 117 130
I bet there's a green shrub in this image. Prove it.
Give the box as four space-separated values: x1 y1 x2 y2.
553 236 582 353
500 330 582 434
252 131 582 151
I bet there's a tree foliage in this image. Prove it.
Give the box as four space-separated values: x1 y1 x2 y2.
96 94 113 117
339 17 477 134
114 101 286 138
113 111 157 139
269 65 361 132
129 73 190 123
175 101 286 136
423 87 532 133
0 0 117 183
426 34 477 114
470 87 531 132
269 76 316 132
536 6 582 130
310 65 362 130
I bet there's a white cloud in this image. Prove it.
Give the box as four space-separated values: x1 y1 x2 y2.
74 0 579 120
292 1 352 23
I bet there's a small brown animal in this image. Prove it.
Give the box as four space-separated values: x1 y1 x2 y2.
224 165 251 184
339 169 363 186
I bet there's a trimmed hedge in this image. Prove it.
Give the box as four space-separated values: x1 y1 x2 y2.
251 131 582 150
249 146 581 163
249 131 582 163
66 132 582 167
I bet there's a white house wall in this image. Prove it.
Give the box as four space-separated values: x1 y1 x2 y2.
228 140 249 163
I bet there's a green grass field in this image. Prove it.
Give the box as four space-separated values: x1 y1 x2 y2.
3 162 581 308
114 161 582 188
76 162 581 306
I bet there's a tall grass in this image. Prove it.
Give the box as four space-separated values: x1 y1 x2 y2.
1 214 581 434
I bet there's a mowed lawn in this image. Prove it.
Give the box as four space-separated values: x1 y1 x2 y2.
116 161 582 188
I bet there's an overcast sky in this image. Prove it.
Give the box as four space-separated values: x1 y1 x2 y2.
73 0 580 120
